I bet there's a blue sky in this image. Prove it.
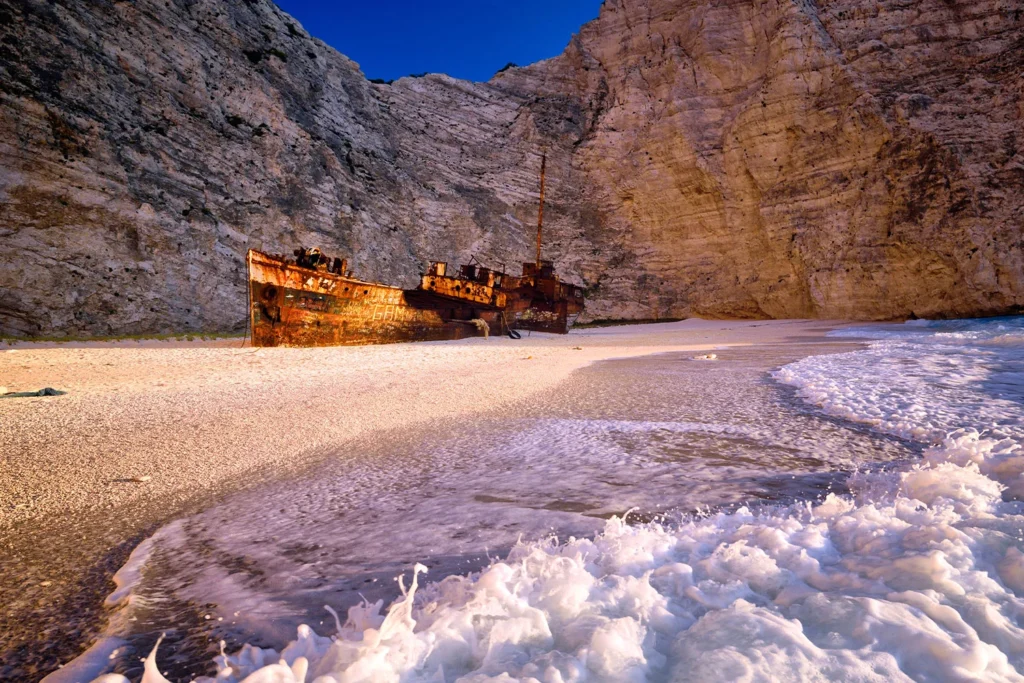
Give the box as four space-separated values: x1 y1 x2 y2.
274 1 603 82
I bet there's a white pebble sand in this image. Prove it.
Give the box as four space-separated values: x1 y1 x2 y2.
0 319 844 680
0 319 830 529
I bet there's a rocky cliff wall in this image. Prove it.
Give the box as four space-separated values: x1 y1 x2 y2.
1 0 1021 336
0 0 579 335
497 0 1024 320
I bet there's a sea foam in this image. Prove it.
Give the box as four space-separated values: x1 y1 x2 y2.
97 318 1024 682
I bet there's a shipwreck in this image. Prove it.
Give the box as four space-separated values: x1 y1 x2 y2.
246 154 585 347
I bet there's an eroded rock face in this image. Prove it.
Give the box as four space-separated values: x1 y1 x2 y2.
498 0 1024 320
1 0 1021 336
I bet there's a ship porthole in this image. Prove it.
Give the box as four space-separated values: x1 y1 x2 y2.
261 285 279 302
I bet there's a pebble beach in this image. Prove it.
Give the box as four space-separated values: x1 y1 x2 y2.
0 319 830 679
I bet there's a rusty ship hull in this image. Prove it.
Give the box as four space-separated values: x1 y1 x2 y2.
247 250 498 347
417 155 587 335
246 155 584 346
417 259 585 336
504 261 586 334
419 266 584 335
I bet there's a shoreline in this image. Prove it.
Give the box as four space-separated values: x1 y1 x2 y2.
0 319 843 529
0 318 844 679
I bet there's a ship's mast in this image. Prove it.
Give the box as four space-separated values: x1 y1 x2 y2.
536 153 546 267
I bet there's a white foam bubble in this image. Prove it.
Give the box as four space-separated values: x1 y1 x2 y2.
96 318 1024 682
776 318 1024 446
106 421 1024 682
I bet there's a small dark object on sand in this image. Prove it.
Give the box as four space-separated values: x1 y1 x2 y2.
1 387 66 398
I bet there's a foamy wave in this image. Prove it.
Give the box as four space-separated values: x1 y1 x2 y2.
829 317 1024 342
775 318 1024 491
96 318 1024 682
777 357 1018 444
98 427 1024 683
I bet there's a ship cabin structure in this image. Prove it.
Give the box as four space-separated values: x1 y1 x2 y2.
420 261 508 311
417 257 586 335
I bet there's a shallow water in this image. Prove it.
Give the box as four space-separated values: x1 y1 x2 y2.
779 317 1024 448
80 318 1024 681
89 338 923 680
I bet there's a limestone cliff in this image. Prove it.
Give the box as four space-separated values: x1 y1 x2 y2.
1 0 1021 336
498 0 1024 320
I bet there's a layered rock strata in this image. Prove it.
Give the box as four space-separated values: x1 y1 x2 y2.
1 0 1021 335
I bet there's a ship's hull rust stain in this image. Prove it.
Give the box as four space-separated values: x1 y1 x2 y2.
418 275 507 309
248 250 498 347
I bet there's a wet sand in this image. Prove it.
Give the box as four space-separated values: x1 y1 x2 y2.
0 319 840 679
